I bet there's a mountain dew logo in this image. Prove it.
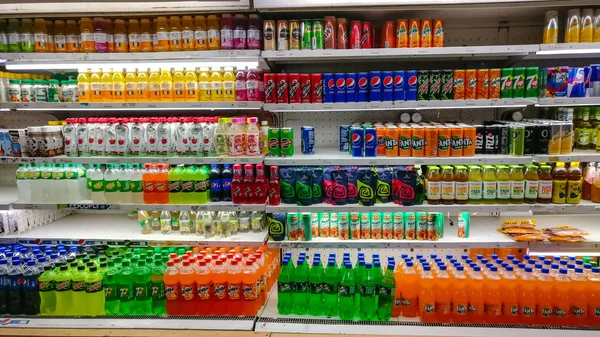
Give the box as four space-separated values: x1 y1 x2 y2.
468 77 476 88
357 180 374 200
399 136 411 151
412 136 426 151
438 135 451 151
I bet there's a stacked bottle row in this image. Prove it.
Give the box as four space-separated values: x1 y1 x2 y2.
542 9 600 44
0 15 261 53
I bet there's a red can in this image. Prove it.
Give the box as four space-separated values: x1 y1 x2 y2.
288 73 301 104
350 21 361 49
337 18 348 49
311 73 323 103
300 74 311 103
382 21 395 48
276 73 289 104
361 22 372 49
264 73 276 104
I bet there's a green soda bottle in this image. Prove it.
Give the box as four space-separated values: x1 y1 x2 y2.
181 165 195 204
359 263 377 321
277 258 294 315
292 257 309 314
134 260 152 315
168 165 183 204
323 258 339 317
376 261 396 321
38 265 56 315
354 258 365 317
338 262 356 320
150 257 166 315
54 264 73 316
117 260 135 315
85 265 105 316
194 164 209 204
307 256 324 316
72 264 89 316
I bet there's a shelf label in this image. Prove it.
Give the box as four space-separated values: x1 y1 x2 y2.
369 50 380 55
466 48 476 52
465 100 475 105
236 102 248 107
57 204 117 210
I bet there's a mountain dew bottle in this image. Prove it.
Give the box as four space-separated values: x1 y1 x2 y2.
338 262 355 320
194 165 209 204
323 258 339 317
85 265 105 316
181 165 195 204
307 256 324 316
38 265 56 315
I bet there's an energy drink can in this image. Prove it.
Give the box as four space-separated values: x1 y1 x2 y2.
350 212 360 240
417 70 430 101
510 125 525 156
340 125 350 152
475 125 485 154
441 69 453 100
286 212 299 240
392 212 404 239
429 70 442 100
338 212 349 240
523 124 535 155
404 212 416 240
499 125 510 155
301 126 315 154
548 122 562 155
535 124 550 154
458 212 470 238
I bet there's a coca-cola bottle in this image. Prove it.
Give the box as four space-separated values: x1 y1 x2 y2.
268 166 280 206
254 164 267 204
246 68 260 101
243 164 254 203
235 68 247 102
231 164 243 204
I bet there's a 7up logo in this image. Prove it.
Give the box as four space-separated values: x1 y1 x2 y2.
526 74 538 90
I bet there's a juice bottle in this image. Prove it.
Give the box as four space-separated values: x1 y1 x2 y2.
139 19 153 52
537 268 554 324
509 165 525 204
501 266 520 324
426 166 441 204
184 68 198 101
207 15 221 50
519 267 537 324
552 162 567 204
592 163 600 203
89 68 103 102
228 118 246 156
33 18 48 52
523 165 539 204
181 16 194 51
160 68 174 101
65 19 80 52
468 165 483 204
149 68 161 101
53 20 67 52
247 14 261 50
7 19 20 52
553 269 571 324
244 117 261 156
93 17 108 52
155 17 170 51
454 165 468 205
223 66 236 101
20 19 35 52
482 165 497 204
496 165 511 204
233 14 247 49
163 261 180 315
125 68 138 102
220 14 234 50
80 18 95 52
152 18 159 51
583 162 595 200
137 68 149 101
169 16 182 51
112 69 125 102
104 19 114 52
198 67 211 101
45 20 54 52
101 68 113 102
566 162 582 204
440 165 454 205
172 67 185 101
538 165 553 203
113 19 128 52
128 19 140 52
77 69 90 102
194 15 208 50
210 67 223 101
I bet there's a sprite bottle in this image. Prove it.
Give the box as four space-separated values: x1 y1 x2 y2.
338 262 355 320
307 255 324 316
323 258 339 317
292 257 309 315
359 263 377 321
377 261 396 321
277 257 294 314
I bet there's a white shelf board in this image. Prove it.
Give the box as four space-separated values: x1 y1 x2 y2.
1 155 264 165
4 213 268 247
0 101 262 111
531 43 600 59
0 187 18 210
267 202 533 214
533 150 600 163
537 97 600 107
265 148 533 166
9 200 266 212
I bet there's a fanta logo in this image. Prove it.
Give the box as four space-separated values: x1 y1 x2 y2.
385 136 398 149
491 77 501 87
399 136 411 150
510 305 518 315
327 78 335 90
336 78 345 90
555 308 567 317
572 306 585 316
383 76 393 88
438 137 451 150
456 304 467 314
541 307 552 317
468 78 476 88
352 133 362 145
393 75 404 88
370 76 381 88
346 77 356 89
358 77 368 89
425 304 435 313
462 137 473 147
408 75 417 87
522 306 534 316
365 133 375 146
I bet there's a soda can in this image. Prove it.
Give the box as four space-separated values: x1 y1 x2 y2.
286 212 299 240
370 212 382 239
535 124 550 154
357 72 369 102
512 67 526 98
364 127 377 157
412 125 425 157
329 212 339 237
298 212 310 240
406 70 418 100
395 19 408 48
392 212 404 239
318 212 330 237
376 126 386 156
311 73 323 103
349 212 360 240
345 73 357 103
417 70 430 101
408 19 420 48
415 211 428 240
267 128 280 157
350 127 364 157
276 20 289 51
476 69 489 99
381 21 395 48
462 126 476 156
548 122 562 154
393 70 406 101
288 73 301 103
523 124 535 155
280 127 294 157
361 22 372 49
560 122 573 154
312 19 324 50
337 18 348 49
340 125 350 152
500 68 514 99
437 125 451 156
350 21 361 49
385 126 400 157
429 70 441 100
324 16 336 49
489 68 501 99
433 20 444 47
424 126 438 157
360 212 371 239
264 73 276 104
289 20 300 50
458 212 469 238
440 69 453 100
263 20 276 51
310 212 319 239
399 125 412 157
369 71 382 102
592 65 600 97
449 125 463 156
420 20 432 48
301 126 315 154
453 69 465 100
584 66 592 97
300 20 312 50
499 124 510 155
382 71 394 102
404 212 416 240
552 66 569 97
465 69 477 99
567 67 586 98
510 125 525 156
334 73 346 103
323 73 335 103
275 73 289 103
300 74 311 103
426 213 437 241
474 125 485 154
482 125 496 155
525 67 538 98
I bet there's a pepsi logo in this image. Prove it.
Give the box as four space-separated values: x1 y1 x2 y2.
370 76 381 88
383 76 393 88
352 133 361 145
327 79 335 90
393 76 404 87
408 75 418 87
365 133 375 145
346 78 356 89
336 78 345 89
358 77 368 89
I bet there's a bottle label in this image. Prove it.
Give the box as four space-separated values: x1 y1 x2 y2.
170 31 182 45
229 134 244 156
538 180 553 199
497 181 510 199
104 179 118 193
126 82 136 96
455 181 468 200
227 283 241 301
181 180 194 193
208 29 220 43
511 180 525 199
436 301 451 315
503 303 519 316
469 181 483 200
246 133 261 155
483 181 497 199
427 181 441 199
215 134 228 154
243 282 257 300
212 283 226 300
129 34 139 47
293 281 308 293
181 283 195 301
160 82 172 96
34 33 48 47
552 180 567 202
338 284 355 296
86 281 103 293
140 33 151 43
310 282 323 294
196 283 210 300
169 179 182 193
182 30 194 44
118 180 131 192
91 179 104 192
130 180 143 193
165 283 180 301
157 31 170 42
55 279 72 292
72 280 86 292
441 181 455 200
278 281 292 293
151 281 165 300
223 81 235 95
114 83 125 97
38 279 54 292
525 180 539 199
54 35 66 49
195 30 207 45
567 180 582 202
119 284 134 301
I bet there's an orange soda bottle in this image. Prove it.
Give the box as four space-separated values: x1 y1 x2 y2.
212 259 228 315
519 267 538 324
537 268 554 324
392 262 403 317
501 265 520 324
435 265 452 322
553 268 571 324
588 268 600 326
227 259 243 316
468 265 486 323
195 259 212 315
156 164 169 204
485 266 502 323
142 163 156 204
569 268 588 326
418 265 436 322
163 260 181 315
179 261 196 315
242 259 259 315
400 261 419 317
451 265 469 322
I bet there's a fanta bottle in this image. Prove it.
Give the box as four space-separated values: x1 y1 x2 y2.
212 259 228 315
451 265 469 322
89 68 103 102
210 67 223 101
149 67 161 101
184 68 198 101
164 261 180 315
112 69 125 102
178 261 196 314
419 265 436 322
222 66 236 101
569 268 587 326
137 68 149 101
485 266 502 323
160 68 173 101
468 265 486 323
392 261 403 317
125 68 138 102
537 268 554 324
401 261 419 317
519 267 538 324
195 260 212 315
198 67 211 101
588 268 600 326
501 265 520 323
435 265 451 322
173 67 185 101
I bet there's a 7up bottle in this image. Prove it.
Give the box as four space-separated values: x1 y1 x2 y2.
117 260 135 315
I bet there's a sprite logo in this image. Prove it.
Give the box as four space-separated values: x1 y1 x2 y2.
526 75 538 90
468 77 476 88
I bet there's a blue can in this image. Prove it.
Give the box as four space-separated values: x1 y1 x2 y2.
584 66 592 97
567 67 585 98
345 73 357 103
323 73 335 103
382 71 394 102
364 127 377 157
334 73 346 103
301 126 315 154
393 70 406 101
592 65 600 97
340 125 350 152
405 70 418 101
350 127 364 157
369 71 382 102
357 72 369 102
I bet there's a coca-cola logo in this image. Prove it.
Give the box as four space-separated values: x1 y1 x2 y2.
289 79 300 97
361 28 370 46
301 80 311 98
265 79 275 98
277 80 287 98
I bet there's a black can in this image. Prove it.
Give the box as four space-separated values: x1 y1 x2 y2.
523 124 535 155
498 125 509 155
484 125 497 155
429 70 442 100
535 124 550 154
417 70 430 101
474 125 485 154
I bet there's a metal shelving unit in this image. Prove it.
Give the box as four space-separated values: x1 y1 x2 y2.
0 102 263 111
1 155 265 165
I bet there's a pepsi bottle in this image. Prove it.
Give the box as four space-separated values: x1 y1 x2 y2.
210 164 222 202
0 260 8 314
7 257 23 315
22 260 40 315
222 164 233 202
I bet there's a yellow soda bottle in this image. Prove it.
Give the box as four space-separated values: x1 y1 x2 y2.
112 69 126 102
89 68 103 102
149 67 161 101
222 66 236 102
210 67 223 101
185 68 198 101
101 68 114 102
173 67 185 101
565 9 581 43
581 9 594 43
198 67 211 101
125 68 138 102
160 68 174 101
77 69 90 102
137 68 149 102
542 10 558 44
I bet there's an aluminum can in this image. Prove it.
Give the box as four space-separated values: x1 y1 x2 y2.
323 73 335 103
393 70 406 101
275 73 288 103
417 70 430 101
301 126 315 154
500 68 514 99
289 20 300 50
368 71 382 102
311 73 323 103
440 69 453 100
263 20 275 51
361 22 372 49
351 127 364 157
276 20 289 51
406 70 418 100
345 73 357 103
382 71 394 102
350 21 361 49
264 73 276 104
453 69 465 100
429 70 441 100
395 19 408 48
408 19 420 48
300 74 311 103
357 72 369 102
324 16 336 49
300 20 312 50
334 73 346 103
364 127 377 157
476 69 489 99
382 21 395 48
340 125 350 152
312 19 324 50
489 68 501 99
420 20 432 48
288 73 301 104
512 67 526 98
433 20 444 47
337 18 348 49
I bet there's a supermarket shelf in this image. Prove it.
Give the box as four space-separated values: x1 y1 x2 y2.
9 200 266 212
265 148 533 166
0 101 263 111
3 213 268 247
0 155 265 165
266 202 533 213
537 97 600 107
532 43 600 59
533 150 600 163
0 187 17 211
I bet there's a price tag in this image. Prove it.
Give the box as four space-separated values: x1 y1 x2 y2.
466 48 476 52
275 51 285 56
465 100 475 106
506 206 517 212
417 49 428 54
147 104 157 108
240 158 249 163
323 104 333 109
417 102 428 107
323 51 333 56
369 103 380 108
369 50 380 55
368 160 378 165
414 159 424 164
236 102 248 107
103 105 113 109
322 160 332 165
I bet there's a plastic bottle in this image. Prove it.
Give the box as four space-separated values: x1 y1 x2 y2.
211 259 228 315
168 16 182 51
93 18 108 52
277 257 293 314
163 260 180 315
142 164 156 204
484 266 502 323
307 258 324 316
117 260 134 315
242 117 261 156
519 267 537 324
128 164 143 203
194 16 208 50
7 19 21 52
83 265 104 316
148 258 165 315
33 18 48 52
552 162 568 204
100 68 113 102
160 68 173 101
103 260 120 315
198 67 211 101
567 162 583 204
194 165 209 204
0 20 7 52
112 68 125 101
113 19 128 52
222 66 236 101
52 20 66 52
159 210 171 234
207 15 221 50
104 19 114 52
337 261 355 320
77 69 90 102
184 68 198 101
233 14 247 49
20 19 35 52
128 19 140 52
195 259 212 315
178 165 193 204
290 257 308 315
376 260 396 321
132 260 151 314
210 67 224 101
156 164 169 203
220 14 233 49
52 264 71 315
179 16 194 51
173 67 185 101
125 68 138 102
103 164 118 203
37 265 55 315
22 260 40 315
148 67 161 101
209 164 222 201
228 118 245 156
117 164 131 203
168 165 183 204
70 264 89 315
154 17 169 52
247 14 261 49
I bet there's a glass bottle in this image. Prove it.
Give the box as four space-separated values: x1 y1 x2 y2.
440 165 454 205
538 165 553 204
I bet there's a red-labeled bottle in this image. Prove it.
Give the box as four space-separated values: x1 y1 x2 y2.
232 164 243 204
254 163 267 204
243 164 255 203
268 166 281 205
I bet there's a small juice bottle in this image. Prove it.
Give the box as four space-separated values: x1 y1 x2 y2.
566 162 582 204
426 166 441 204
155 17 170 51
244 117 261 156
128 19 140 52
210 67 223 101
552 162 567 204
207 15 221 50
20 19 35 52
496 165 511 204
139 19 153 52
149 67 161 101
137 68 149 101
482 165 497 204
181 16 194 51
184 68 198 101
112 69 125 102
538 165 553 203
509 165 524 204
172 67 185 101
53 20 67 52
101 68 114 102
33 18 48 52
468 165 483 204
152 18 159 51
220 14 233 50
80 18 95 52
89 68 103 102
113 19 128 52
440 165 455 205
125 68 138 102
7 19 21 52
169 16 182 51
65 19 80 52
105 19 114 52
93 17 108 52
45 20 54 52
194 16 208 50
222 66 236 101
198 67 211 101
160 68 173 101
77 69 90 102
523 164 539 204
454 165 468 204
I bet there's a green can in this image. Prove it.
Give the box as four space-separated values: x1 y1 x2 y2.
500 68 513 99
280 127 294 157
312 19 324 50
440 70 454 100
525 67 539 98
300 19 312 50
510 125 525 156
267 128 281 157
512 67 526 98
538 68 547 98
434 212 444 239
349 212 360 240
457 212 470 238
286 212 299 240
299 212 311 241
415 211 428 240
